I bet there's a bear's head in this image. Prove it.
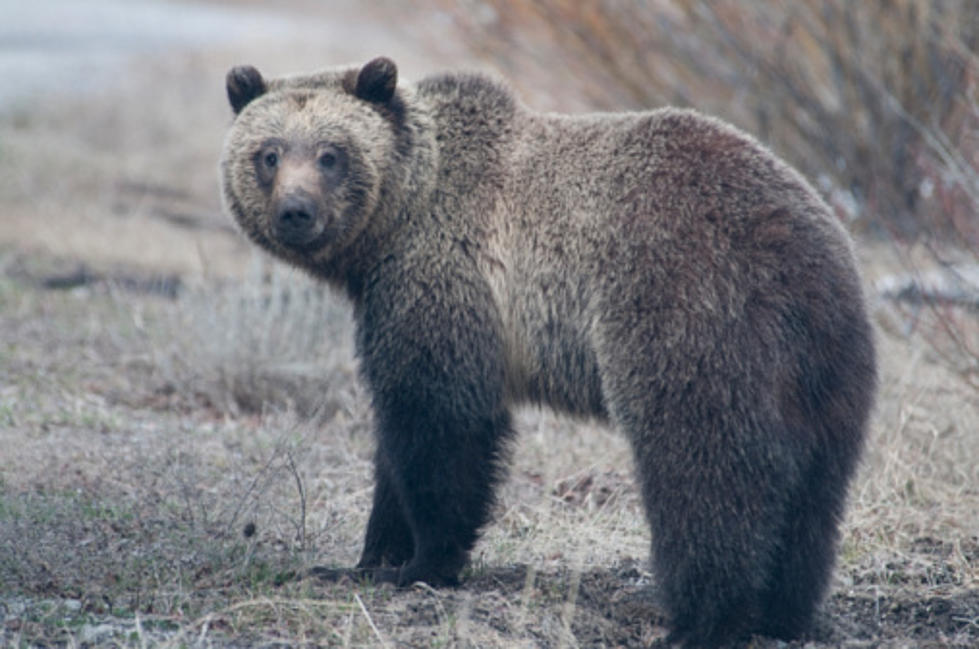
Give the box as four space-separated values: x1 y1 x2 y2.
220 57 402 274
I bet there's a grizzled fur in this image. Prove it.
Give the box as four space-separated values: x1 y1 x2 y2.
220 57 877 648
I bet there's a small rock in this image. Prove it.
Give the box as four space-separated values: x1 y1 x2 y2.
80 623 118 644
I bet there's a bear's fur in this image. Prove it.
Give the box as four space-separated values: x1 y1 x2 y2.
220 57 877 647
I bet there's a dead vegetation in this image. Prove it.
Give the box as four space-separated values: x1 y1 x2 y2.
1 1 978 647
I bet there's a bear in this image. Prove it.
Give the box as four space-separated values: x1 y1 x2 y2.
220 57 877 648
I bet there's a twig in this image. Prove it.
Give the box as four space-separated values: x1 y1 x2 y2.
558 567 582 649
354 592 390 649
226 440 285 535
285 451 307 551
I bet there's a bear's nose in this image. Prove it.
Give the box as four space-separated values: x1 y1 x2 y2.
274 195 318 245
277 197 313 226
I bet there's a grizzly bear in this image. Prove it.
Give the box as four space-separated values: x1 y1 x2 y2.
220 57 876 647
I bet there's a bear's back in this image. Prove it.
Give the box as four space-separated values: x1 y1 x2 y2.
428 92 865 414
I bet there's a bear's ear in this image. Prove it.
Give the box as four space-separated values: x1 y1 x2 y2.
355 57 398 104
226 65 267 115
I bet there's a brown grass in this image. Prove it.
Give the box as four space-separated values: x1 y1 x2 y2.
1 1 978 647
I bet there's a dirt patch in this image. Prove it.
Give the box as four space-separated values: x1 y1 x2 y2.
267 553 979 648
372 555 979 648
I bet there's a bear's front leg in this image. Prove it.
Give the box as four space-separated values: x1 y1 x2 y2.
372 385 512 587
357 448 414 570
356 278 513 588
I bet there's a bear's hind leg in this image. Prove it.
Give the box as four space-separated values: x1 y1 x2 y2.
761 315 874 639
624 407 795 648
758 449 844 640
760 395 870 637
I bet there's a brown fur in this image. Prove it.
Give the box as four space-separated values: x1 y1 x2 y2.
221 57 877 648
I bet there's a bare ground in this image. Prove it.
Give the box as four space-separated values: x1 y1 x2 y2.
1 1 977 647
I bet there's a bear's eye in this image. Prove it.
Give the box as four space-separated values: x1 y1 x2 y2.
318 152 337 169
263 151 279 169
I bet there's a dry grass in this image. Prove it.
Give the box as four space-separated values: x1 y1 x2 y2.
1 1 978 647
846 333 979 582
2 246 977 646
150 257 361 420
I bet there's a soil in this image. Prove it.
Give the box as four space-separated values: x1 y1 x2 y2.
298 545 979 649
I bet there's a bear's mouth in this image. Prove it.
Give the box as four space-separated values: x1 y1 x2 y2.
276 224 333 253
274 211 350 255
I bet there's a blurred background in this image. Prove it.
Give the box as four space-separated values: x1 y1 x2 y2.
1 2 977 646
2 0 976 375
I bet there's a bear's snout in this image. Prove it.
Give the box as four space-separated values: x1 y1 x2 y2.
274 193 321 248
